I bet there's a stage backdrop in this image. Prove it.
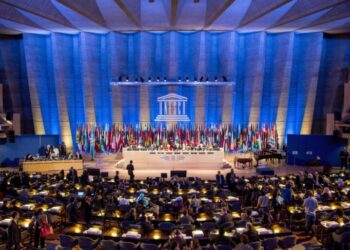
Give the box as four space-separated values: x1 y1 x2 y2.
0 135 59 166
0 31 350 149
287 134 347 167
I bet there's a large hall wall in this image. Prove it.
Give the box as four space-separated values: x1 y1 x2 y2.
0 31 349 149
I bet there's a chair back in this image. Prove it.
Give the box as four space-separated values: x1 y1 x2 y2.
278 235 297 249
249 241 261 250
79 236 98 250
140 243 160 250
101 240 119 250
201 222 216 232
59 234 78 248
341 231 350 244
262 237 278 250
216 244 233 250
120 241 138 250
158 222 175 231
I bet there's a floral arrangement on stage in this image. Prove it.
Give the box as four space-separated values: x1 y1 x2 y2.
75 124 279 154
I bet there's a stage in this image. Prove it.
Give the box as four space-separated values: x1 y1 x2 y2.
122 148 225 170
80 151 322 180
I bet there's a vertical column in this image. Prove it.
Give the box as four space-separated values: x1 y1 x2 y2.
183 101 185 115
159 101 162 115
174 101 177 115
164 101 167 115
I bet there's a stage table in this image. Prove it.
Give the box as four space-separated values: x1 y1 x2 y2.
123 149 225 170
22 159 83 174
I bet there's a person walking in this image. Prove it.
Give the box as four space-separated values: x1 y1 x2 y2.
303 190 318 237
126 160 135 182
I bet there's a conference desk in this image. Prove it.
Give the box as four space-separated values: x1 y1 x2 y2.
22 159 83 174
123 148 225 170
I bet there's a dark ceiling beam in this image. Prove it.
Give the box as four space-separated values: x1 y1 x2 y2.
239 0 291 27
0 2 44 29
57 0 107 28
114 0 140 28
204 0 235 28
325 21 350 34
272 0 348 27
302 2 350 29
0 0 75 28
170 0 178 26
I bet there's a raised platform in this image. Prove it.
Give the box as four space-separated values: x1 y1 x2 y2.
122 149 225 170
256 166 275 175
22 159 83 175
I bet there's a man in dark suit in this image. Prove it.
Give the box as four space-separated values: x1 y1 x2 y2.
126 160 135 182
7 211 21 250
216 171 225 189
226 168 236 192
67 167 78 183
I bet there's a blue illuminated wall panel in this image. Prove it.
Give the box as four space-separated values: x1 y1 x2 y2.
0 31 349 148
23 34 60 135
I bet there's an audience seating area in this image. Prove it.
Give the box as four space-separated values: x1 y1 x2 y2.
0 169 350 249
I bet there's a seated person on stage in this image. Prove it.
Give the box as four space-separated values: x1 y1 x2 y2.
25 153 34 161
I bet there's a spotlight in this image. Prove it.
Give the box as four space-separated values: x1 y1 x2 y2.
206 77 209 82
134 77 138 82
148 77 152 82
200 76 204 82
214 76 218 82
178 77 182 82
164 77 167 82
126 76 129 82
186 77 189 82
156 77 160 82
194 77 197 82
140 77 145 83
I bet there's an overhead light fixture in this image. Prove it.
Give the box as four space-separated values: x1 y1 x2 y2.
206 77 209 82
178 77 182 82
126 76 129 82
214 76 218 82
148 77 152 82
164 77 167 82
156 77 160 82
134 77 138 82
140 77 145 83
200 76 204 82
186 77 189 82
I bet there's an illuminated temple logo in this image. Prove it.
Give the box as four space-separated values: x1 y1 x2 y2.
155 93 190 122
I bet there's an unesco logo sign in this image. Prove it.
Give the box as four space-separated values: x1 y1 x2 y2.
155 93 190 122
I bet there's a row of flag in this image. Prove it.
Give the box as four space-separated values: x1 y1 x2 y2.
75 124 279 153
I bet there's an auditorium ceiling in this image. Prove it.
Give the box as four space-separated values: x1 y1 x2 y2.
0 0 349 34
